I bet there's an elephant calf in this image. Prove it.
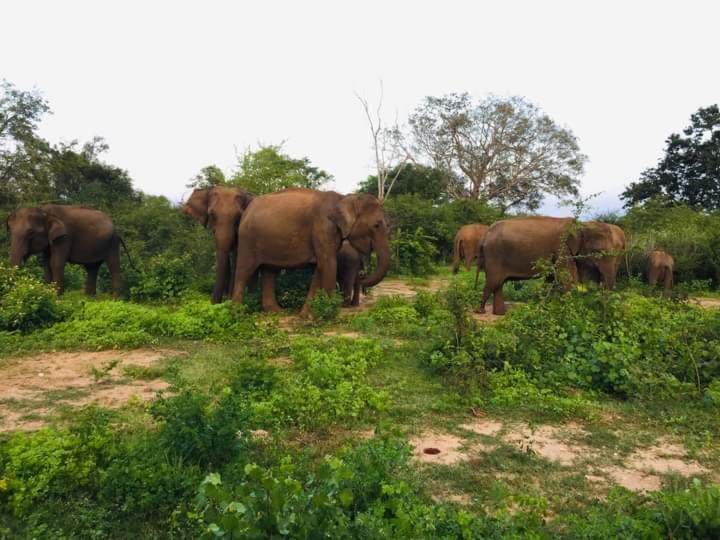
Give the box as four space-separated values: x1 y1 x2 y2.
453 224 489 274
337 241 366 306
7 205 130 298
647 250 674 293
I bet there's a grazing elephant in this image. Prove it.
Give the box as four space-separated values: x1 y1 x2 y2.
183 187 254 303
231 188 390 317
337 240 366 306
479 217 625 315
452 224 489 274
6 205 131 298
647 249 673 293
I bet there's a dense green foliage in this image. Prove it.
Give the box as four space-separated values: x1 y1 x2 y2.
0 262 64 332
622 105 720 210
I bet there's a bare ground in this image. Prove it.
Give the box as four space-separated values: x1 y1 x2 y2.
0 349 177 432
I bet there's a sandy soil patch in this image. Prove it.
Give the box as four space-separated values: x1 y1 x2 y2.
605 466 662 492
0 349 176 432
502 424 590 466
323 330 363 339
624 441 707 476
432 492 472 505
268 356 294 367
410 431 468 465
692 297 720 309
460 419 503 437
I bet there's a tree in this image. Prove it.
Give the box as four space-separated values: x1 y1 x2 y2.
409 93 586 211
229 145 332 195
357 164 449 204
622 105 720 210
357 84 412 200
187 165 227 189
0 80 53 207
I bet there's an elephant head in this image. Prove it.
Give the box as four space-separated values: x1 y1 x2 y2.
567 221 626 289
332 194 390 287
7 207 66 266
183 187 253 302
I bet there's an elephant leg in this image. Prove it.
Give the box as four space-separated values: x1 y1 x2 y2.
246 270 259 294
231 256 257 305
212 253 231 304
261 270 282 312
106 248 122 299
492 286 507 316
664 268 673 293
464 245 474 271
49 248 69 296
84 263 101 296
41 254 52 283
648 268 658 288
351 276 361 306
226 251 236 298
300 268 322 319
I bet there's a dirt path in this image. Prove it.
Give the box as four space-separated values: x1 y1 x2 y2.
0 349 177 432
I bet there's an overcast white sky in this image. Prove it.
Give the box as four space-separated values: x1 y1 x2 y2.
2 0 718 216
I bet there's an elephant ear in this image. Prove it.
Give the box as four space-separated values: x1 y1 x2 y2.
46 215 67 243
185 189 210 226
565 222 584 256
331 195 359 239
236 191 254 212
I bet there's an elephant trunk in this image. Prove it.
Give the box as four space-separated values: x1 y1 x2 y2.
360 231 390 287
9 239 26 267
212 231 236 303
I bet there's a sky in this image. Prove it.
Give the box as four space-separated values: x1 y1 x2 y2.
2 0 719 216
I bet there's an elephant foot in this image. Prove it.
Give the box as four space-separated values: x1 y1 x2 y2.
263 304 282 313
299 308 312 320
477 307 487 314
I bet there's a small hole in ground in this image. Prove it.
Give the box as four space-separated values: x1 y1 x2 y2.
423 448 441 455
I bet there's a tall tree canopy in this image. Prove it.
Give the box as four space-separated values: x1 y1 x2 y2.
622 105 720 210
229 145 332 195
408 93 586 211
357 164 449 204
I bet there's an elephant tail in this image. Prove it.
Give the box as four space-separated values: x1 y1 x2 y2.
452 236 462 274
118 236 139 272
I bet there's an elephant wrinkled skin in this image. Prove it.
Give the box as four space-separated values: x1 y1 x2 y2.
647 249 674 293
231 189 390 317
337 240 366 306
6 205 129 298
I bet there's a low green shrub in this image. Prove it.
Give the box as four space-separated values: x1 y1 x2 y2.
129 254 193 301
310 290 343 321
0 262 64 332
390 227 438 276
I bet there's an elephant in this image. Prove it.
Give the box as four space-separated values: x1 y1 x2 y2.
647 249 673 293
452 224 489 274
337 240 366 306
231 188 390 317
478 217 626 315
6 205 131 298
183 186 254 303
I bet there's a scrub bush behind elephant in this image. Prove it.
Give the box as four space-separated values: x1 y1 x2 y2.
6 205 132 298
453 224 489 273
231 189 390 317
479 217 625 315
183 187 253 303
647 249 674 293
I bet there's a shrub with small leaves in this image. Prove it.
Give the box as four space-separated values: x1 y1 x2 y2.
0 262 64 332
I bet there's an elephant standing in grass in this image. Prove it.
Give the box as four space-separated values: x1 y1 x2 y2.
231 189 390 317
6 205 131 298
647 250 674 293
478 217 626 315
183 187 254 303
337 240 366 306
453 224 489 273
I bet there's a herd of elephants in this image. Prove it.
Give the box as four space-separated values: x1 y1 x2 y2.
5 186 676 317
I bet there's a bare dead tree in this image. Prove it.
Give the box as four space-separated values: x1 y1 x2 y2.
356 82 412 200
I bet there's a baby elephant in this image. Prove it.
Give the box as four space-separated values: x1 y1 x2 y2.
337 241 366 306
647 250 674 293
6 205 131 298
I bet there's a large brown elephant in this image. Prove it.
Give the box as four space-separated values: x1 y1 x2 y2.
479 217 625 315
647 249 674 293
6 205 130 297
337 240 366 306
231 188 390 317
183 187 253 303
452 224 489 273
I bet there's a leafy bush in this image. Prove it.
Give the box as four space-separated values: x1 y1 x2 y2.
390 227 438 276
310 290 343 321
0 262 64 332
129 254 193 301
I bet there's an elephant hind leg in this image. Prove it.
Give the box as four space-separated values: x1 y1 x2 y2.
232 257 258 305
84 263 101 296
351 278 361 306
261 270 282 312
300 268 322 319
105 248 123 299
